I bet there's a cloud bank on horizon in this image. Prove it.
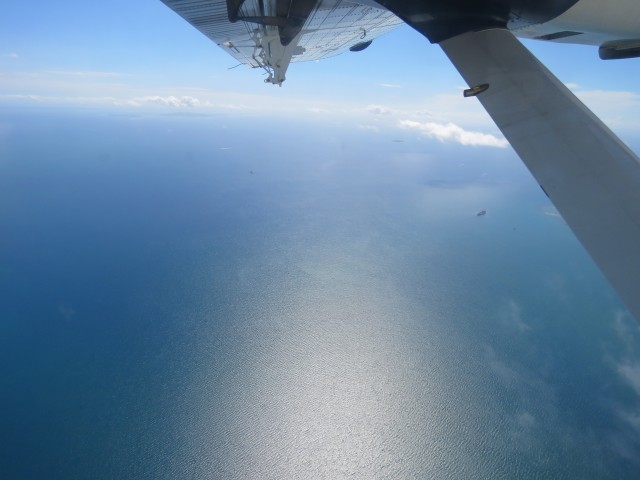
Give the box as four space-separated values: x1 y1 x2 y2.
3 72 640 149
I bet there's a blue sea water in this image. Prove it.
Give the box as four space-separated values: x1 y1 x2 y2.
1 108 639 478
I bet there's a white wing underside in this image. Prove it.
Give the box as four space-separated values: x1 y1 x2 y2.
441 29 640 321
161 0 402 84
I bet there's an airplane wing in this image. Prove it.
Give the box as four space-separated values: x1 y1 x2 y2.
439 28 640 321
160 0 403 84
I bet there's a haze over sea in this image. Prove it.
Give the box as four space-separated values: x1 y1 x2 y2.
1 107 640 479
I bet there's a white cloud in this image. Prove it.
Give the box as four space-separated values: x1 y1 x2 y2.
378 83 400 89
3 52 19 58
0 93 45 101
576 89 640 107
606 310 640 438
572 89 640 130
0 93 122 105
57 304 76 321
611 310 638 350
605 310 640 454
219 102 251 110
541 205 562 218
499 299 531 332
617 362 640 397
399 119 508 148
365 104 392 116
618 410 640 432
0 70 124 78
0 71 40 78
129 95 211 108
516 411 536 428
358 124 380 132
423 92 496 128
47 70 124 78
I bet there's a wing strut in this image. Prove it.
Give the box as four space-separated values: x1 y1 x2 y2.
440 29 640 320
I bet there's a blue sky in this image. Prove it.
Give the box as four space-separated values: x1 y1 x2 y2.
2 0 640 147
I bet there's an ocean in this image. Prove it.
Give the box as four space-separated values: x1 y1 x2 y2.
1 108 639 478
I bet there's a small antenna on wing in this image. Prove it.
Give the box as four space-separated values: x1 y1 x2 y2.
228 63 243 70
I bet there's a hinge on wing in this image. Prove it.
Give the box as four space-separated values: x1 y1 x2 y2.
238 16 287 27
227 0 318 47
226 0 246 23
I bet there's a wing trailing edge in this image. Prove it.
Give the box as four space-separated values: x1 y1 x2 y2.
440 29 640 320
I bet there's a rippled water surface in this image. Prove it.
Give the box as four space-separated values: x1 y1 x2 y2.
1 110 639 478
